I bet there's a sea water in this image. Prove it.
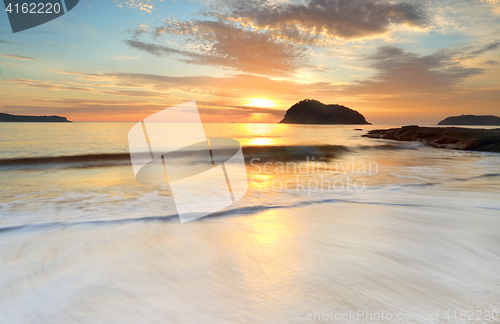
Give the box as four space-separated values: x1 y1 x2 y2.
1 123 499 323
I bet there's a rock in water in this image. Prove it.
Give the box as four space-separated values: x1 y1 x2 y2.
364 126 500 153
280 99 371 125
438 115 500 126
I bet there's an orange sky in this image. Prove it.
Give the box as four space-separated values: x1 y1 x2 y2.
1 0 499 125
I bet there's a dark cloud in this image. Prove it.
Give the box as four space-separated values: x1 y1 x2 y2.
468 40 500 57
211 0 428 43
483 60 499 65
345 46 484 94
458 40 500 60
124 40 189 57
0 39 15 44
1 55 37 61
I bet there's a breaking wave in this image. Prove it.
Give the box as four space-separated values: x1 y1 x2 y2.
0 143 423 170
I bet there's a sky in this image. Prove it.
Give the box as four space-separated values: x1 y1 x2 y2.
0 0 499 124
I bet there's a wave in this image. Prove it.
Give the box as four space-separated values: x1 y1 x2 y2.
451 173 500 181
0 196 429 234
242 145 352 162
472 173 500 179
0 153 132 169
0 144 420 170
355 143 423 150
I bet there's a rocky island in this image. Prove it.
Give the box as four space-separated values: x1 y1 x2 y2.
438 115 500 126
364 126 500 153
0 113 71 123
280 99 371 125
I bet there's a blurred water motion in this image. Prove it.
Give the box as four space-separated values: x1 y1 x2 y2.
0 123 499 323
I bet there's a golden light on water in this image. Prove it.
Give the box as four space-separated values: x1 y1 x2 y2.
249 138 274 146
244 123 277 136
241 123 282 146
246 98 276 108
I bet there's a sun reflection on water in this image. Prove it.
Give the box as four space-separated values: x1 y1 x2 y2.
248 138 274 146
216 209 303 303
244 123 278 136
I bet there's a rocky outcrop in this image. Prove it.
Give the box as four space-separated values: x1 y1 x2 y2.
438 115 500 126
363 126 500 153
280 99 371 125
0 113 71 122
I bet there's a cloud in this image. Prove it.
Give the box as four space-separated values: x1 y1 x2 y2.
125 40 192 57
1 100 164 118
3 77 173 99
40 68 347 103
5 63 499 123
344 46 484 94
2 99 285 121
0 39 15 44
196 102 285 118
8 69 326 103
465 40 500 58
54 70 313 98
484 60 499 65
126 20 307 76
482 0 500 14
440 40 500 61
113 0 155 13
210 0 428 44
1 55 37 61
126 0 427 75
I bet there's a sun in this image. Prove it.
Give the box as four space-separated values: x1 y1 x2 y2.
247 98 276 108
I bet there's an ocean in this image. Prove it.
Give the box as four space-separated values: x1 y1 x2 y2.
1 123 499 323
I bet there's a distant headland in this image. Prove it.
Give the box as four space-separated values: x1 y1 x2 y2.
280 99 371 125
438 115 500 126
0 113 71 123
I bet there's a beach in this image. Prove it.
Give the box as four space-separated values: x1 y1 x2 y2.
1 123 499 323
